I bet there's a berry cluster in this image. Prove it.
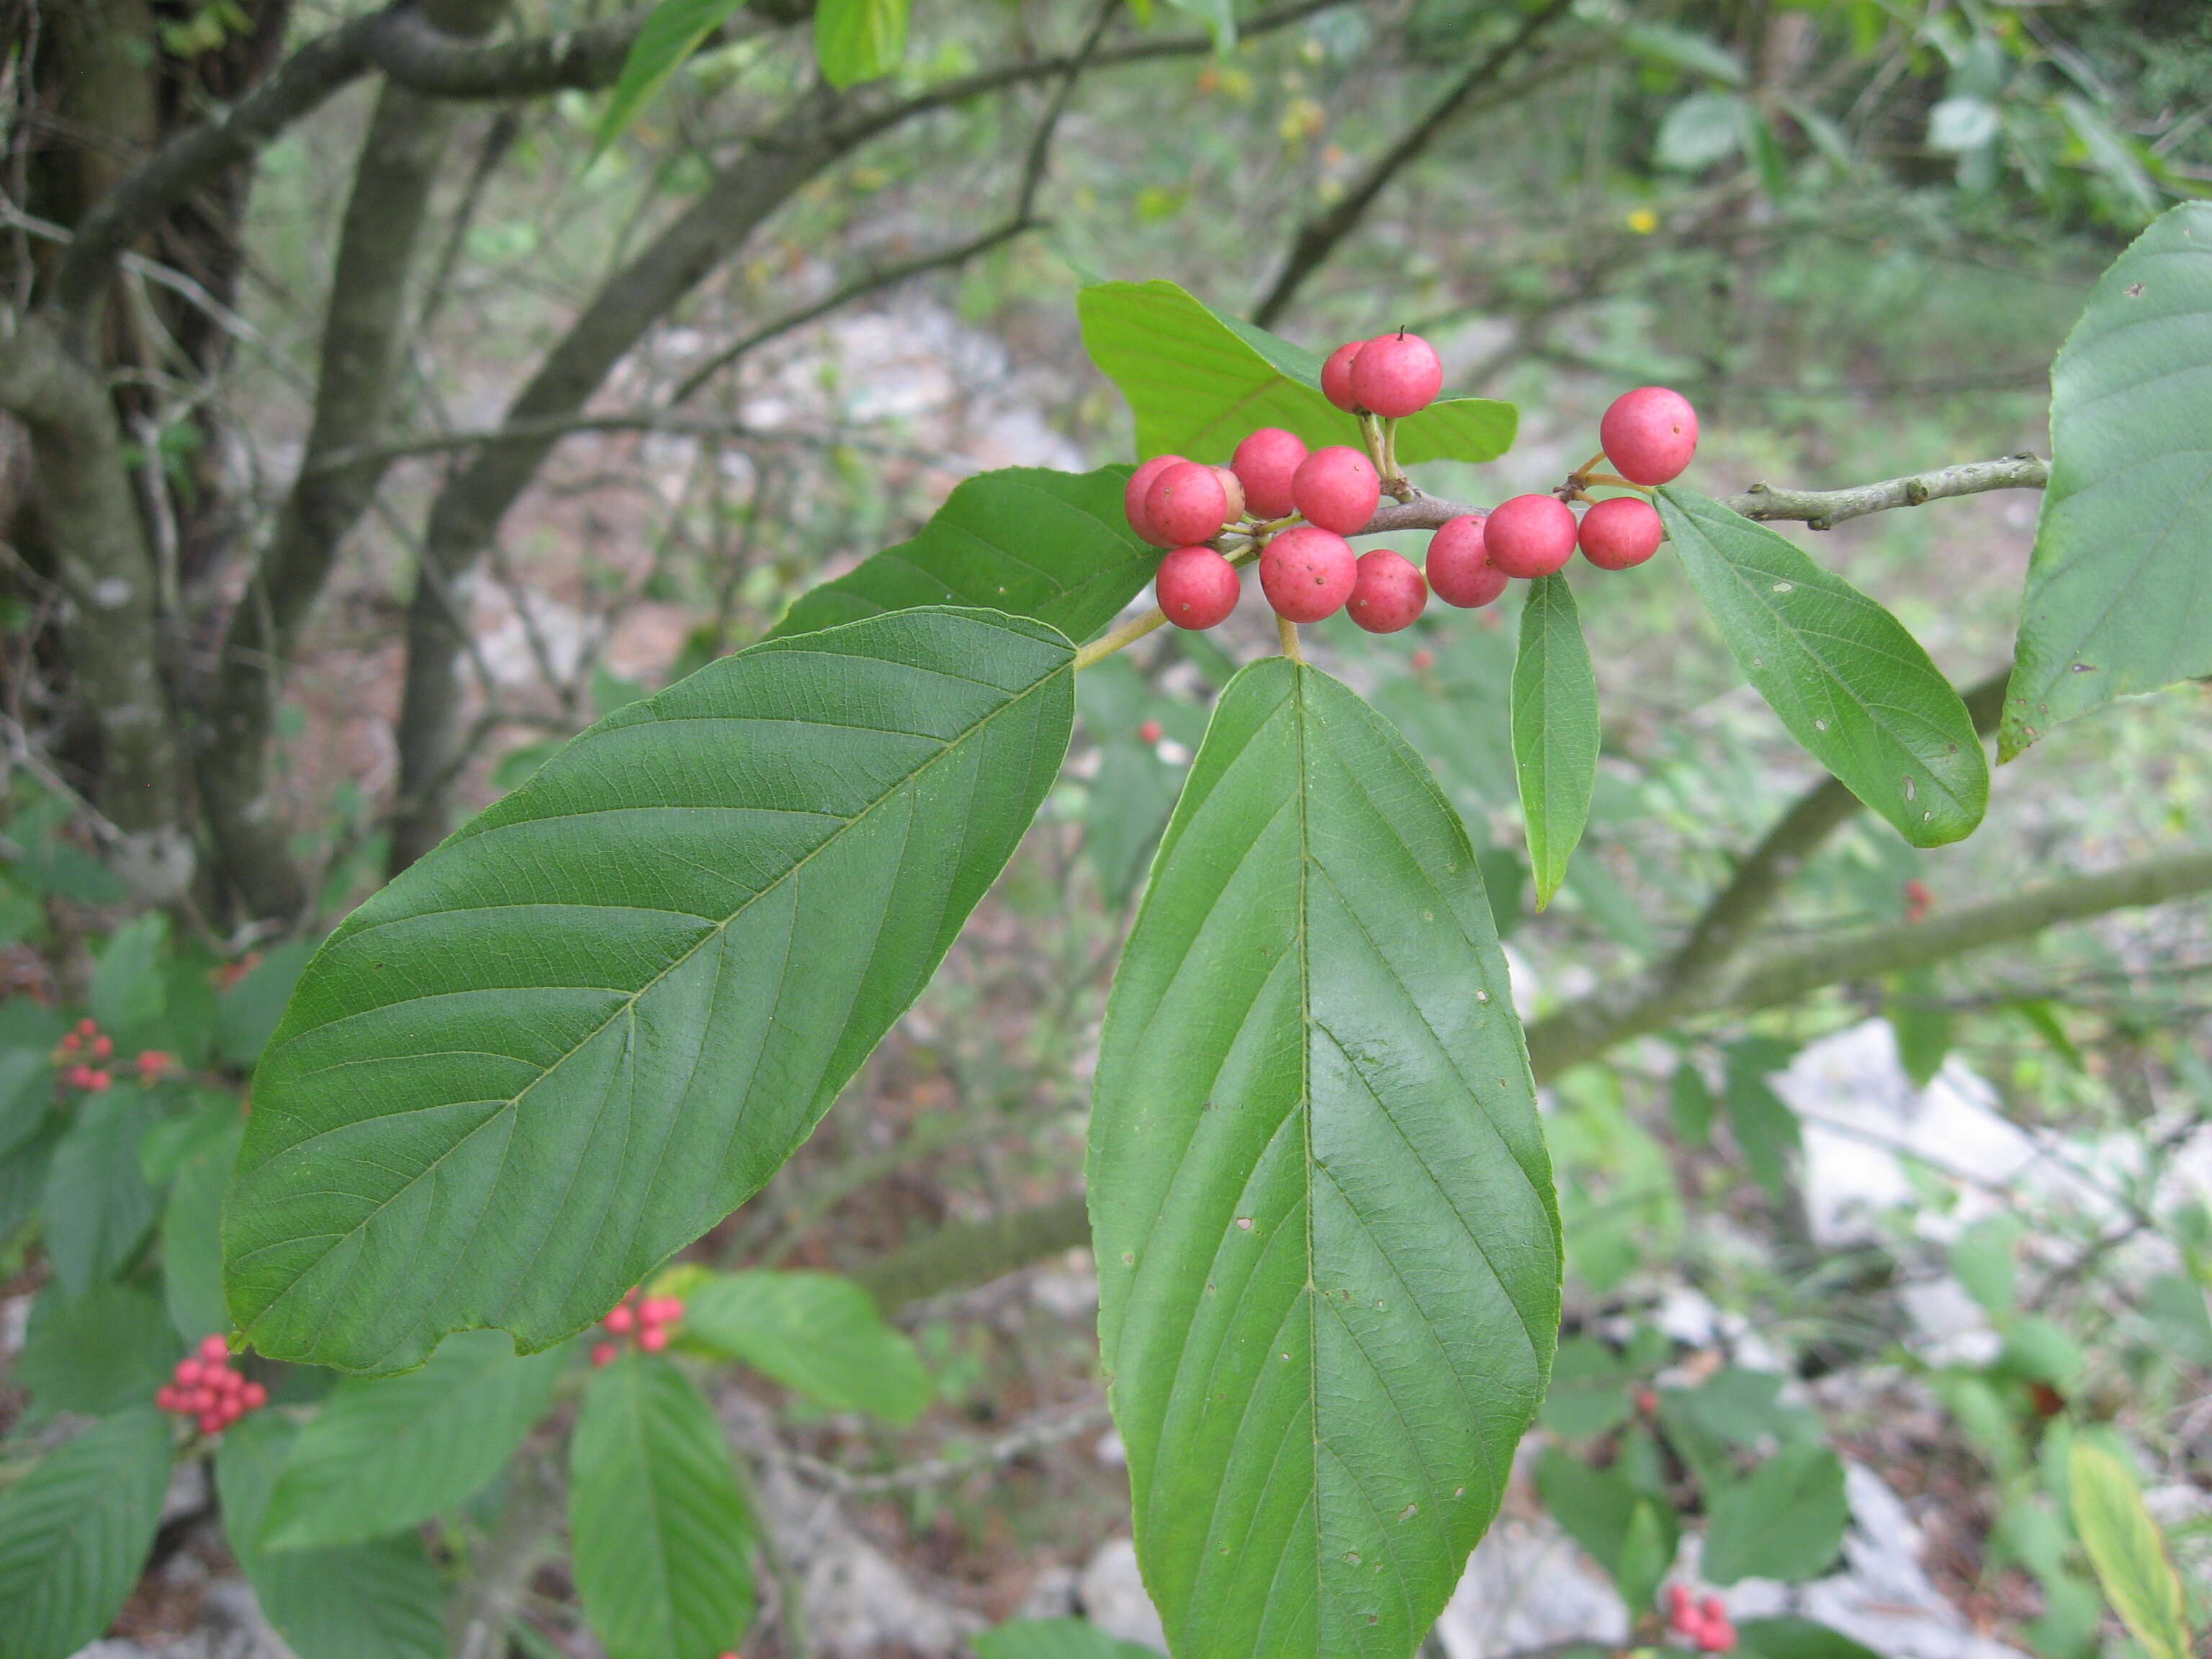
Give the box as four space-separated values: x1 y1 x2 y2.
1123 325 1699 639
155 1334 268 1436
54 1018 175 1092
1665 1585 1737 1653
590 1288 685 1367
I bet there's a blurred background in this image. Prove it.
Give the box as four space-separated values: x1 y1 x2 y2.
1 1 2208 1656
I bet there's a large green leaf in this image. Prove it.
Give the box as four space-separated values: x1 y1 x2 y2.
91 912 168 1040
682 1269 930 1423
770 467 1152 644
2002 204 2212 759
0 1046 53 1159
264 1328 568 1549
2069 1442 2193 1659
1511 573 1599 909
593 0 747 153
43 1089 155 1296
1533 1447 1676 1605
976 1619 1166 1659
570 1351 754 1659
1079 281 1516 468
0 1409 172 1659
814 0 909 87
1089 657 1560 1659
225 608 1075 1373
162 1116 241 1341
1736 1618 1882 1659
1657 487 1987 848
1702 1444 1848 1585
16 1281 179 1423
217 1414 446 1659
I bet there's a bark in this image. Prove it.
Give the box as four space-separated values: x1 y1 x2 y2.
197 0 509 922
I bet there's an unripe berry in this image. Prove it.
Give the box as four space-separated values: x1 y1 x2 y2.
1231 428 1309 520
1425 514 1508 608
1123 454 1189 546
604 1303 636 1334
1138 719 1164 744
638 1325 670 1353
1321 340 1370 412
591 1341 619 1367
1155 546 1241 630
1212 465 1247 523
1290 446 1380 536
1599 386 1699 485
1484 495 1578 578
1146 461 1233 547
1350 333 1443 419
1259 526 1357 623
1347 550 1428 633
199 1334 230 1362
1578 495 1664 571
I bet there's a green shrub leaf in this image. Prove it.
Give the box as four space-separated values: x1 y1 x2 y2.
2069 1441 2193 1659
43 1089 156 1296
682 1270 930 1422
2002 204 2212 758
217 1414 446 1659
225 608 1074 1372
1091 657 1560 1659
815 0 909 87
1703 1444 1848 1584
16 1281 179 1423
1657 486 1987 848
1736 1617 1883 1659
0 1409 172 1659
1078 279 1516 467
161 1115 240 1341
571 1352 754 1659
976 1619 1166 1659
594 0 749 153
264 1329 567 1550
770 466 1154 644
1511 573 1600 909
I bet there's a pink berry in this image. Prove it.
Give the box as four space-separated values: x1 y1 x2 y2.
1290 446 1380 536
1484 495 1578 578
138 1050 172 1078
1321 340 1370 412
91 1034 112 1059
59 1033 79 1053
1346 549 1428 634
638 1325 670 1353
1599 386 1699 485
64 1065 91 1089
198 1411 226 1435
76 1017 96 1035
1212 465 1247 523
1155 546 1241 630
1579 495 1664 571
647 1296 685 1325
604 1303 635 1335
155 1385 179 1412
1259 526 1357 623
241 1381 268 1410
1411 648 1435 670
1425 514 1508 608
176 1359 205 1387
1667 1585 1693 1616
1138 719 1163 745
1123 454 1188 546
591 1341 619 1367
1349 333 1444 419
1231 428 1309 520
199 1334 230 1362
1146 461 1232 547
86 1070 110 1091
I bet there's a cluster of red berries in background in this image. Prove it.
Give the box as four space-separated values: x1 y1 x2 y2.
155 1334 269 1436
590 1288 685 1366
1666 1583 1737 1653
54 1018 175 1092
1125 325 1700 638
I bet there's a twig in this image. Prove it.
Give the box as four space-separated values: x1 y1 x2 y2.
786 1401 1111 1497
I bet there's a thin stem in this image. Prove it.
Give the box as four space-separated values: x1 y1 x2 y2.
1579 472 1651 493
1073 606 1168 670
1279 615 1303 662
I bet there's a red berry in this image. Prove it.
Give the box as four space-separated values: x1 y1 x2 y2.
65 1065 92 1089
1231 428 1309 521
591 1341 619 1367
1578 495 1664 571
638 1325 670 1353
1411 648 1435 670
190 1388 220 1413
1484 495 1578 578
1425 514 1509 608
1667 1584 1693 1616
1700 1596 1727 1622
1155 546 1241 630
1349 333 1443 419
59 1033 80 1053
1146 461 1233 547
138 1050 173 1078
155 1385 179 1412
604 1303 636 1335
76 1017 97 1035
644 1296 682 1325
1138 719 1164 745
215 1367 246 1394
86 1070 110 1092
198 1411 226 1435
1123 454 1188 546
1635 1387 1658 1414
91 1034 113 1059
1212 465 1247 523
1259 526 1357 623
1290 446 1380 536
1321 340 1370 412
1599 386 1699 485
241 1381 268 1410
199 1334 230 1362
176 1359 205 1387
1346 549 1428 633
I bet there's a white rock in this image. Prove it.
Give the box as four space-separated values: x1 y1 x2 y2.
1433 1516 1628 1659
1078 1537 1168 1653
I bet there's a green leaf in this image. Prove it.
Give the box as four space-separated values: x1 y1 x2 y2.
264 1329 567 1549
770 467 1154 645
2002 204 2212 759
1668 1061 1714 1147
162 1115 241 1341
2141 1272 2212 1367
571 1352 755 1659
1995 1314 2084 1389
1703 1444 1848 1585
0 1409 172 1659
215 940 315 1069
1722 1040 1800 1202
1658 487 1988 848
814 0 908 88
1511 573 1599 909
1091 657 1560 1659
0 1046 53 1159
0 1120 59 1249
1087 736 1184 906
225 608 1075 1373
2069 1442 2193 1659
976 1619 1166 1659
217 1413 446 1659
1533 1448 1676 1603
1736 1617 1883 1659
1614 1498 1673 1617
91 912 168 1040
682 1269 930 1421
1657 91 1747 170
1539 1337 1637 1439
1887 968 1951 1087
1948 1215 2023 1316
16 1281 180 1422
43 1089 155 1295
1078 280 1516 468
1619 22 1746 85
594 0 748 153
